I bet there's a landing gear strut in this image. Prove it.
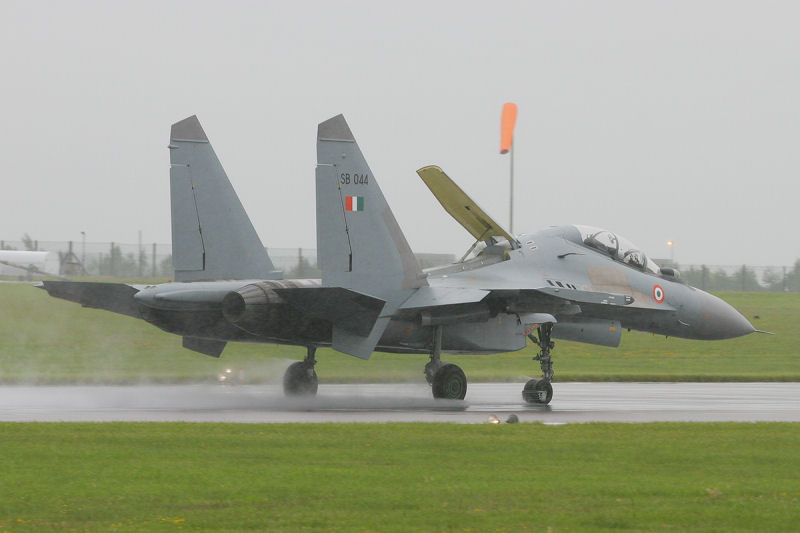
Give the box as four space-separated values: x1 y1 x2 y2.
523 323 554 405
425 325 467 400
283 345 318 396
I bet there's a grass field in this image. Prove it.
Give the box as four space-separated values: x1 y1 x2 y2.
0 422 798 532
1 283 798 384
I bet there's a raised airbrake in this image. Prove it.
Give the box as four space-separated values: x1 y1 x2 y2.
42 114 756 404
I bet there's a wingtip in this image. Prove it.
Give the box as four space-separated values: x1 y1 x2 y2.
318 114 354 141
171 115 208 142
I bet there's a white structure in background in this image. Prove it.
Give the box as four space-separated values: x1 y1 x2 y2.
0 250 58 277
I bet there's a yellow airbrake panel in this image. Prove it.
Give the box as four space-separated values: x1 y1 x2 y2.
416 165 514 243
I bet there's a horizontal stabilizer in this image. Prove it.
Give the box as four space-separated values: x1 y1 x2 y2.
273 287 386 337
182 337 226 358
332 316 391 360
400 286 489 309
41 281 141 318
417 165 515 244
275 286 390 359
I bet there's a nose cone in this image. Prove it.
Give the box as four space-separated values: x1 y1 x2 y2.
693 290 755 340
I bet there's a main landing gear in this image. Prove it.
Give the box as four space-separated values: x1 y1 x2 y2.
522 323 554 405
424 325 467 400
283 345 318 396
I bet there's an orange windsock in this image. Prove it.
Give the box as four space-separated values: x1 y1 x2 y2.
500 102 518 154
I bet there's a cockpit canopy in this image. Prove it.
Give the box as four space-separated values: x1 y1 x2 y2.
572 225 660 274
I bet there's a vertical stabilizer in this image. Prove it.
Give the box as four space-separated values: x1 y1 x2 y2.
316 114 424 297
169 116 280 281
316 114 426 358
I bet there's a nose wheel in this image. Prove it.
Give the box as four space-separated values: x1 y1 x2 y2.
283 346 318 396
522 378 553 404
524 323 555 405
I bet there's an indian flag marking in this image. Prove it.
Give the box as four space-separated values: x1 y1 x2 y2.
345 196 364 211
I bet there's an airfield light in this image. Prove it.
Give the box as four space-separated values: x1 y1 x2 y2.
488 414 501 424
218 368 233 384
500 102 518 234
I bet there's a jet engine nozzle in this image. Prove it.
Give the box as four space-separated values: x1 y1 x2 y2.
222 283 284 326
221 279 324 337
221 291 246 323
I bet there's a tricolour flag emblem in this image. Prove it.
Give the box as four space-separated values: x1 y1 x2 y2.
345 196 364 211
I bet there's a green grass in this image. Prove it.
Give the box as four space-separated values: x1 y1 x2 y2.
0 422 798 532
1 284 798 384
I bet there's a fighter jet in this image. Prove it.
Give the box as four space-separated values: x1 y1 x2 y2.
42 114 758 404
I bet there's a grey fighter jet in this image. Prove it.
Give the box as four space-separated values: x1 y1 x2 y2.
42 114 758 404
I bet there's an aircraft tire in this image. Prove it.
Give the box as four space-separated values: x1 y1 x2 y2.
431 363 467 400
283 361 318 397
522 378 553 405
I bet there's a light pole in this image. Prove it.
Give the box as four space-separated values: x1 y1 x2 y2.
666 240 674 265
81 231 86 275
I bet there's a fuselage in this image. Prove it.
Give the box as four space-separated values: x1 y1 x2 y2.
133 226 755 356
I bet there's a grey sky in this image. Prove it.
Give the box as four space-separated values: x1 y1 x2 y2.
1 1 797 266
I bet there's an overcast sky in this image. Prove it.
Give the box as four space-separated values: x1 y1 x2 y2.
1 1 798 266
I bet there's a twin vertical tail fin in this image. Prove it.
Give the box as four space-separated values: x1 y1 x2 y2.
169 116 280 282
316 114 426 358
316 115 423 295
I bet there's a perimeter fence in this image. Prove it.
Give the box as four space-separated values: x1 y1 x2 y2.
2 238 799 292
677 264 800 293
0 239 455 280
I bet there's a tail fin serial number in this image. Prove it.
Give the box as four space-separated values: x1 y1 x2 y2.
340 173 369 185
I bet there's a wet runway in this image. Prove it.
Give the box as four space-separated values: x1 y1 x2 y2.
1 382 798 423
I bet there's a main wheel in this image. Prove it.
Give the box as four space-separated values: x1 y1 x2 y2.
431 363 467 400
283 361 318 397
522 378 553 405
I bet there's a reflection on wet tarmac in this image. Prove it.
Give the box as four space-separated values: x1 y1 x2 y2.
1 383 798 423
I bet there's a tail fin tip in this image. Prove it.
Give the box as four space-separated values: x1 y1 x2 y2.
318 114 354 141
171 115 208 142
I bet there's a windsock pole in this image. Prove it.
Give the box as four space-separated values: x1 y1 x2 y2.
500 102 518 234
509 139 514 234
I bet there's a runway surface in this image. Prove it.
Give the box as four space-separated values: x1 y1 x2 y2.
1 382 798 423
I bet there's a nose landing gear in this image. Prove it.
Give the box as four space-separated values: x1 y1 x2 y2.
523 323 554 405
